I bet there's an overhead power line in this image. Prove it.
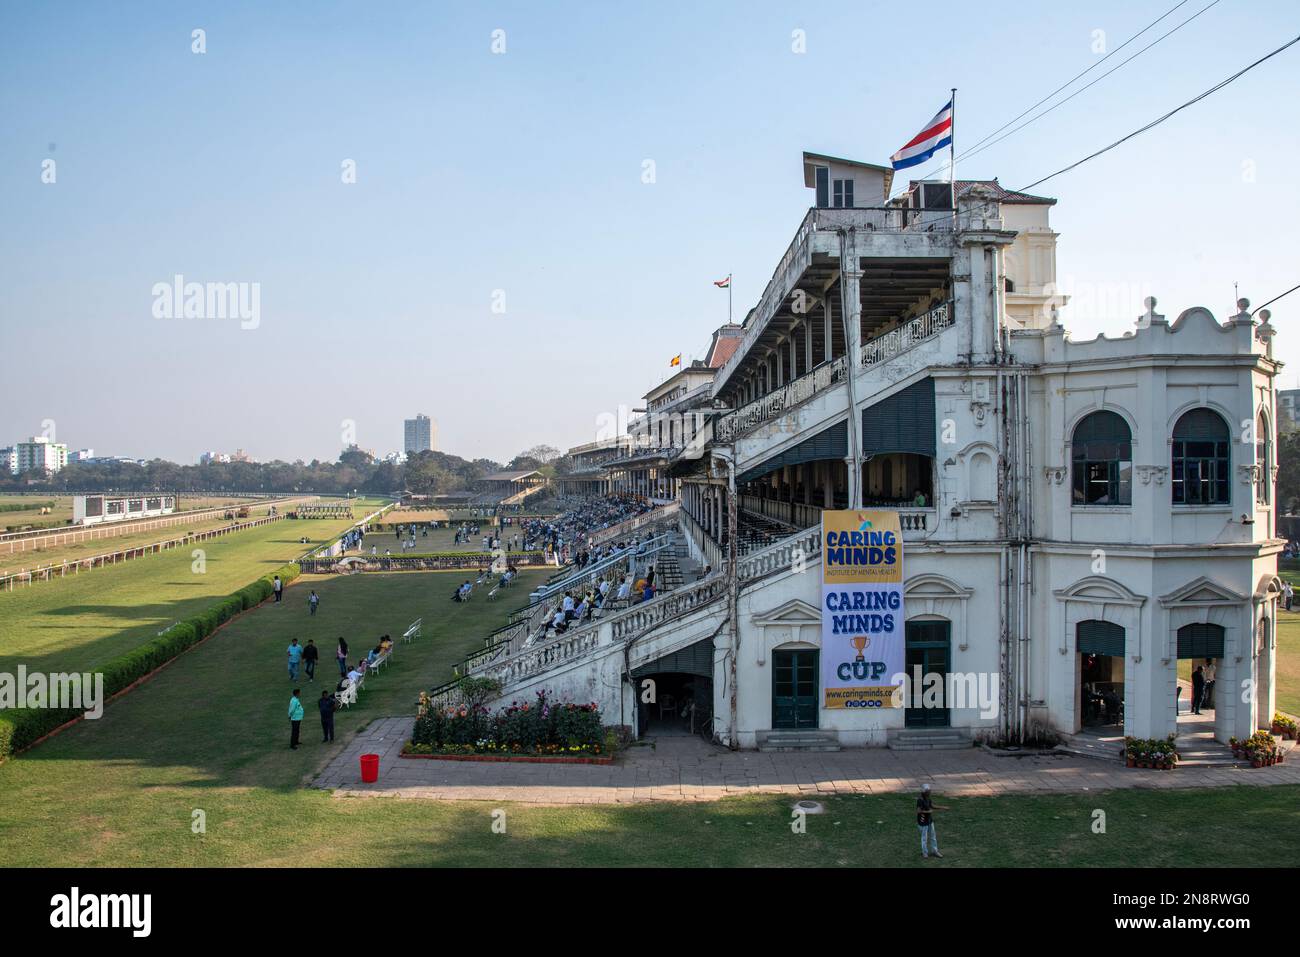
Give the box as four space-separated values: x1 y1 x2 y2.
893 0 1218 192
1252 283 1300 315
948 0 1222 171
1017 33 1300 192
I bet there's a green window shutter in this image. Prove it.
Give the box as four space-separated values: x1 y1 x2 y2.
1172 409 1229 442
736 421 847 486
861 377 936 458
1076 619 1125 656
1176 623 1225 659
630 637 715 679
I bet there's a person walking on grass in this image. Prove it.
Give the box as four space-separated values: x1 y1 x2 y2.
319 689 335 743
308 590 320 615
916 783 949 859
273 575 283 603
303 639 318 682
287 637 303 681
336 637 349 677
288 689 304 750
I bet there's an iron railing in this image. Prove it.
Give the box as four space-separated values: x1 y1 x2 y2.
861 300 954 368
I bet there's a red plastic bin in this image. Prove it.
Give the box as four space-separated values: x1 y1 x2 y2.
359 753 380 783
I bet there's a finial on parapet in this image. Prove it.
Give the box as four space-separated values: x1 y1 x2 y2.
1231 298 1253 324
1255 307 1276 349
1136 296 1164 329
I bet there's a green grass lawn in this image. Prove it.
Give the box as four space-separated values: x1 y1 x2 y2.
362 523 509 556
0 511 371 676
1 567 1296 867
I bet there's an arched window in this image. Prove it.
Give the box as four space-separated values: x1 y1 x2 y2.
1256 410 1271 505
1072 411 1132 506
1171 409 1229 505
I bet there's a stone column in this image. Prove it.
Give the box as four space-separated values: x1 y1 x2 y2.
843 251 863 508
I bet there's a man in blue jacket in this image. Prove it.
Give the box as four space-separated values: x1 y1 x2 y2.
319 689 336 743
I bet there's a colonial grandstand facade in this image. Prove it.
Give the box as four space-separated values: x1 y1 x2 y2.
461 152 1283 752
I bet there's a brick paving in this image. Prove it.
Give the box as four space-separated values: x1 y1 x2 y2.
311 716 1300 805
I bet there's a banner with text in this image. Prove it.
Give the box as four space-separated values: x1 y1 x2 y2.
822 509 905 709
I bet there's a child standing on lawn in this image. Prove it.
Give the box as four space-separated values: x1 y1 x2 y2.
916 783 949 859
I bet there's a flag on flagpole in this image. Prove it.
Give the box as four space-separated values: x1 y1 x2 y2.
713 276 730 288
669 354 682 367
890 98 953 171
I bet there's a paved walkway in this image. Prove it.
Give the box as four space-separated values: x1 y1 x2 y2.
312 717 1300 805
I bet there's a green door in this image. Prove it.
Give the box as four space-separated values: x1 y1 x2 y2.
905 620 951 728
772 649 818 729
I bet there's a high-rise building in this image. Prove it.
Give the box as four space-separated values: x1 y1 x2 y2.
1278 388 1300 432
404 414 435 455
16 436 69 474
0 447 16 475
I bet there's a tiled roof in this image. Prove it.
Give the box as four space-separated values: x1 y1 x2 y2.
706 324 745 368
953 178 1056 206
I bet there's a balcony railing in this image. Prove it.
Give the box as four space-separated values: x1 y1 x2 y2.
861 300 954 368
713 206 966 395
715 355 847 444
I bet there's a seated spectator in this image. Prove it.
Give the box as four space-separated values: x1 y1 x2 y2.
551 610 568 635
616 576 633 601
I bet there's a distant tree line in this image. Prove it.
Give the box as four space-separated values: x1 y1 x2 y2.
0 443 567 497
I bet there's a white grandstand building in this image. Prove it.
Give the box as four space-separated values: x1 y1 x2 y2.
454 152 1282 753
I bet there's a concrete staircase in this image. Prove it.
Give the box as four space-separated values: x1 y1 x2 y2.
655 542 685 592
757 729 842 752
887 728 971 751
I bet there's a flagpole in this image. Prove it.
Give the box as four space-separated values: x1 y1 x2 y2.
949 88 957 183
728 273 733 324
950 87 957 226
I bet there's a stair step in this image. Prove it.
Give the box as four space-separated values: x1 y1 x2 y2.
757 730 841 752
888 729 970 751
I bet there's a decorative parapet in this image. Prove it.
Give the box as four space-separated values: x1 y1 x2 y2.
1041 297 1269 366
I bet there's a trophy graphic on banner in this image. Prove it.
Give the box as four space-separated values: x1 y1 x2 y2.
850 635 871 662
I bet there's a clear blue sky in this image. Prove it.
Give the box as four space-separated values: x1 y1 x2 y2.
1 0 1297 464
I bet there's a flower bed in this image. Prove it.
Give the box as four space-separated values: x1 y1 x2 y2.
400 743 612 765
1270 713 1297 740
1123 735 1180 770
409 689 610 760
1231 731 1283 766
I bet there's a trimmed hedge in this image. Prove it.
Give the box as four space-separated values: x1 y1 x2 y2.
0 561 301 759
